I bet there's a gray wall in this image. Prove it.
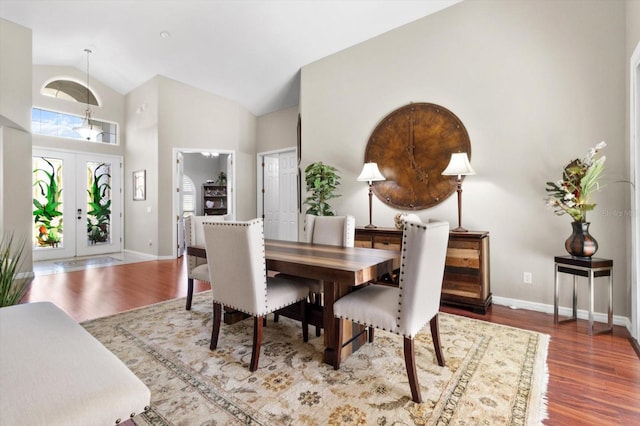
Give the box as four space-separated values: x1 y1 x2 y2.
300 0 632 317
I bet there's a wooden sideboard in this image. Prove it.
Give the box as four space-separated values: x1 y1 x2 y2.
355 227 492 314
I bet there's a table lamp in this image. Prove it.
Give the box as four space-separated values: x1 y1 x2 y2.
357 162 386 228
442 152 476 232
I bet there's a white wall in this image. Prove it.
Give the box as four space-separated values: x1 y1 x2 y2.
0 19 32 270
256 106 298 153
300 0 630 316
125 77 159 255
125 76 257 256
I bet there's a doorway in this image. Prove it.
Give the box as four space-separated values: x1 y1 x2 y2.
257 148 298 241
32 148 122 261
173 148 236 258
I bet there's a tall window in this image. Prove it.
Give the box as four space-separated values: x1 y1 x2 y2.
182 175 195 216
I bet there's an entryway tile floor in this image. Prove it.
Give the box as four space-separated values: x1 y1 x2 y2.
33 251 156 276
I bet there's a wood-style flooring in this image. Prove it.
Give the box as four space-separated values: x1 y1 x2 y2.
23 257 640 425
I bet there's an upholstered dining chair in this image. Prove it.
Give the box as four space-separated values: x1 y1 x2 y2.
276 214 355 336
203 218 309 372
184 215 212 310
333 218 450 403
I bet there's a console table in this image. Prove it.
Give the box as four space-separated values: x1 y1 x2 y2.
554 255 613 335
355 227 491 313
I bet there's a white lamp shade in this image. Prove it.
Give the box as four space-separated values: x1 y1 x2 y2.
357 162 385 182
74 123 102 141
442 152 476 176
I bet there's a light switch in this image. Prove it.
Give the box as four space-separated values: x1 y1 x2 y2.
146 206 152 213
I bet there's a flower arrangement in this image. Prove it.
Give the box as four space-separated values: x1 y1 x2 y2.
545 141 607 223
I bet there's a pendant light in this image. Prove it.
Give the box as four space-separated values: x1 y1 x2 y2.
73 49 102 141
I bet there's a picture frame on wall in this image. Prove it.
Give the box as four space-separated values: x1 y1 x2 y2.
133 170 146 201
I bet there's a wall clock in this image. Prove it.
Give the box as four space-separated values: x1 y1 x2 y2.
364 102 471 210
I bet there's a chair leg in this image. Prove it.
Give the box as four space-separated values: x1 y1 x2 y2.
403 337 422 403
250 316 264 372
210 302 222 350
368 327 375 343
274 313 279 323
334 318 344 370
186 278 194 310
300 300 309 343
314 293 322 337
430 314 446 367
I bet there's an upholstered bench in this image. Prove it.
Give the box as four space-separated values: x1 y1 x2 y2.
0 302 150 425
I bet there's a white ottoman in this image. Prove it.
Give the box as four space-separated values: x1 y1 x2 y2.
0 302 150 426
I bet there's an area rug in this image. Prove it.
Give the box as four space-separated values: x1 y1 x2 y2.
82 292 549 425
53 256 122 268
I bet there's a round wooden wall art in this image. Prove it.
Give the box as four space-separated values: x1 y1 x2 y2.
365 102 471 210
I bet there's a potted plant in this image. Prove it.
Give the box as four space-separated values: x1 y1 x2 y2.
304 162 341 216
0 232 31 307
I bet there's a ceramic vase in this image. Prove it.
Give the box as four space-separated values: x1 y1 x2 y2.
565 221 598 258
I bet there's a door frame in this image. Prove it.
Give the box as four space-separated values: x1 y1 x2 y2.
257 147 298 240
630 41 640 343
172 148 236 259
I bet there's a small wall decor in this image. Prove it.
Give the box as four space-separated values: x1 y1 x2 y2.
364 103 471 210
133 169 146 201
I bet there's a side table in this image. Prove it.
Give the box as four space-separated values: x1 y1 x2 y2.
554 255 613 335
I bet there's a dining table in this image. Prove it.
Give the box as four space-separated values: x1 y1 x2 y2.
187 239 400 368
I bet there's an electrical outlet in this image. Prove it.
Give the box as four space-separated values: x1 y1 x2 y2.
523 272 533 284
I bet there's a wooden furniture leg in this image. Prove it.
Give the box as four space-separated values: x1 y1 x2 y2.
250 316 264 372
404 337 422 403
210 302 222 350
430 314 445 367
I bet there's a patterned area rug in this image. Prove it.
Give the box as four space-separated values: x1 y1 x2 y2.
82 292 549 425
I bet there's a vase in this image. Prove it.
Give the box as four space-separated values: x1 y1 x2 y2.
565 221 598 258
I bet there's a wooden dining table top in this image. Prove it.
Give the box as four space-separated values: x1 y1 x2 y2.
188 239 400 287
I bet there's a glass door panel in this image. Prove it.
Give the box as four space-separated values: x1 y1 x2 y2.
32 149 122 261
76 154 121 257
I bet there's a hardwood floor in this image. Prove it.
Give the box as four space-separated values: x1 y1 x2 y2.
23 257 640 425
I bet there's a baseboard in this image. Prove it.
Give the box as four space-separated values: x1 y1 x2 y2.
122 249 160 260
631 337 640 360
16 271 35 280
492 295 632 334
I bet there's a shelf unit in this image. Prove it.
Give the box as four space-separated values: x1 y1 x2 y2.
202 184 227 216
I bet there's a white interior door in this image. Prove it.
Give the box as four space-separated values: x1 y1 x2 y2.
263 156 280 239
32 149 122 261
279 150 298 241
258 148 298 241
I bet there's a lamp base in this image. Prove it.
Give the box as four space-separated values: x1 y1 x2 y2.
364 223 377 229
451 226 469 232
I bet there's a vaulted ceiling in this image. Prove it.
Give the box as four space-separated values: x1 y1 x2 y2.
0 0 461 116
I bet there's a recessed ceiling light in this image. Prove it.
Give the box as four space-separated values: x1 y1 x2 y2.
160 30 171 39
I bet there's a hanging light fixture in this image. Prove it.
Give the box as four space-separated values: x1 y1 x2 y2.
73 49 102 141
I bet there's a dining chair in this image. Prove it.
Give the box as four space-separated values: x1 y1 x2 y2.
276 214 355 336
203 218 309 372
184 215 213 310
332 218 450 403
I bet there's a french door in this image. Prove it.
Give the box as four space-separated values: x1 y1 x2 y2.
32 149 122 261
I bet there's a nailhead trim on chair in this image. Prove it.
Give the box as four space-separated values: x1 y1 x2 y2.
335 219 437 339
204 219 306 316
